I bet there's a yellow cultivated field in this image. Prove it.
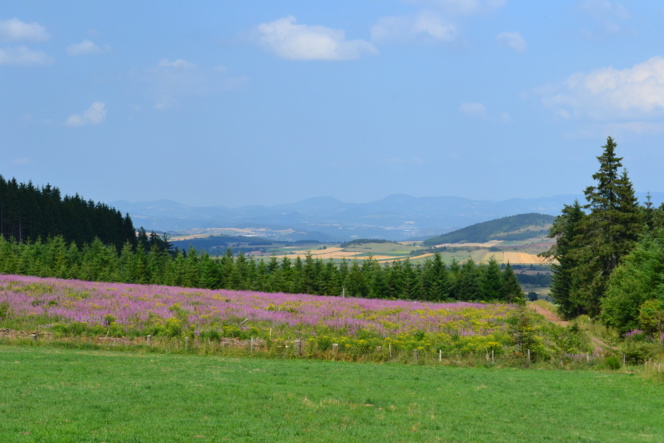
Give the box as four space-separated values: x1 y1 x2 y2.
265 248 434 263
501 251 548 265
476 251 548 265
435 240 503 248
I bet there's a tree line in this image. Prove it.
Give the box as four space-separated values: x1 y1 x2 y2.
543 136 664 334
0 234 524 303
0 176 136 250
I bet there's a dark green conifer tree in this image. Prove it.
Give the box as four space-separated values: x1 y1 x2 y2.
480 257 503 301
502 263 525 305
543 201 586 318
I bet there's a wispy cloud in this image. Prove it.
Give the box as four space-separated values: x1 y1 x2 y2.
0 46 53 66
67 39 104 56
256 16 377 61
371 10 456 43
65 102 107 127
496 32 527 52
577 0 630 37
375 0 504 45
139 58 247 110
382 156 425 165
460 102 487 117
402 0 506 16
0 18 49 42
460 101 510 122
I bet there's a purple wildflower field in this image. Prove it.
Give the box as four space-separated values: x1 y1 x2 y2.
0 274 516 353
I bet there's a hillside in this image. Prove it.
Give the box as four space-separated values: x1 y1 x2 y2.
423 213 555 246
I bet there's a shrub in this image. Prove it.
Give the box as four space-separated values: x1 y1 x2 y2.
604 355 622 370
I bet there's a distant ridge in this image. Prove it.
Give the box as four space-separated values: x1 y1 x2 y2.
111 193 662 242
423 213 555 245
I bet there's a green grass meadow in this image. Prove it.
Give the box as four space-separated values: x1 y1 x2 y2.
2 345 664 442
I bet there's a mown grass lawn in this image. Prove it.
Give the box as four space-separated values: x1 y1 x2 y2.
1 345 663 442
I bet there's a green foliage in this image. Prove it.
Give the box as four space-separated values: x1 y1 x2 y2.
601 230 664 333
639 299 664 335
620 339 660 364
604 355 622 370
507 307 544 359
0 301 10 319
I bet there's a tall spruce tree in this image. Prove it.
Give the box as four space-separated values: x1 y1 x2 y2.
548 137 643 318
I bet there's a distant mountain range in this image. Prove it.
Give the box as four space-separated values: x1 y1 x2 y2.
111 192 664 242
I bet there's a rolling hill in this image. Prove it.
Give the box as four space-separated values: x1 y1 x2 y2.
423 213 555 246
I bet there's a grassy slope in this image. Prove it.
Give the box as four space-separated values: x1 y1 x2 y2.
2 345 663 442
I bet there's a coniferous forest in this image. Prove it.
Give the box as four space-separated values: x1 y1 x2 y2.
0 234 524 304
0 175 136 249
0 176 525 304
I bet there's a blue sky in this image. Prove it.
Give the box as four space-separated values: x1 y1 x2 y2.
3 1 664 207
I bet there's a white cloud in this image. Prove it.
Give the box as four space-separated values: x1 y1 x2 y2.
541 56 664 119
11 158 31 165
65 102 107 127
538 56 664 133
0 18 49 42
0 46 53 66
403 0 506 15
67 40 102 56
372 10 456 43
460 102 487 117
496 32 527 53
256 16 377 61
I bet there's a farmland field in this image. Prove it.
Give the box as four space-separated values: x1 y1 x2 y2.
1 345 664 442
252 238 553 266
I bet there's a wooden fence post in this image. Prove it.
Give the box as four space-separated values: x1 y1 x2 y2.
414 349 418 363
147 335 151 346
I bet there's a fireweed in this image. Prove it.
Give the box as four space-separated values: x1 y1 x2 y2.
0 274 517 356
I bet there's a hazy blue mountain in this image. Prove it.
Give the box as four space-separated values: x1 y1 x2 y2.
111 192 664 242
